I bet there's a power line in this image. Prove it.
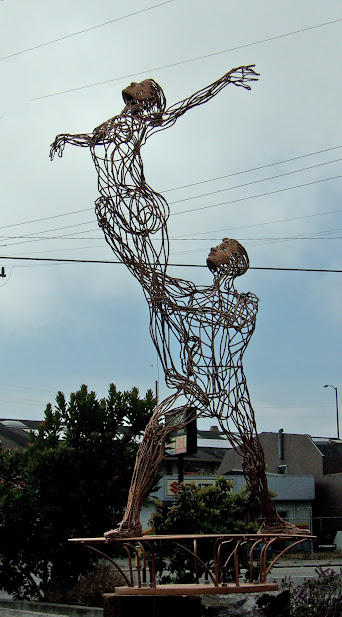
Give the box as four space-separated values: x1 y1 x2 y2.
0 1 173 62
1 173 341 249
178 208 342 239
2 159 342 248
172 174 342 216
169 157 342 207
0 255 341 273
0 383 55 393
163 145 342 193
30 16 342 101
0 208 93 232
1 144 341 233
4 234 342 243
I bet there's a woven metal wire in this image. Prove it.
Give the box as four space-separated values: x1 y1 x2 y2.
51 67 306 537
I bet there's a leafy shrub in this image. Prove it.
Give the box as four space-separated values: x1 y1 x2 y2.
46 565 125 607
0 383 156 600
150 477 260 583
290 567 342 617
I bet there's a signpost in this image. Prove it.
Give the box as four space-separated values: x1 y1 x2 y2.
165 407 197 485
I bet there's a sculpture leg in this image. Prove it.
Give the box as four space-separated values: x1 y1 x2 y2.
104 392 189 539
241 438 310 534
219 389 310 535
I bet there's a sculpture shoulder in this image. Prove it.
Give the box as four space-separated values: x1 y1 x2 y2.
91 114 142 146
238 291 259 308
232 291 259 327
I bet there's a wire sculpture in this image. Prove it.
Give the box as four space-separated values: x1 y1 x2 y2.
50 66 306 538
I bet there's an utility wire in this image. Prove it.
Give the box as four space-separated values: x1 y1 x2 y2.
2 158 342 247
169 157 342 207
163 145 342 193
4 234 342 243
30 16 342 101
172 174 342 216
1 144 341 233
0 1 173 62
0 255 341 273
1 173 341 248
178 208 342 239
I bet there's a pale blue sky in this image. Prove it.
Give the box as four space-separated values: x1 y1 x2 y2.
0 0 342 437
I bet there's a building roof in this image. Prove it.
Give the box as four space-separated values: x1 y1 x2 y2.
0 419 43 451
224 471 315 501
312 438 342 474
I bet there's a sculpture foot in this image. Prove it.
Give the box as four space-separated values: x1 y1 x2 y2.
258 518 312 536
104 521 143 540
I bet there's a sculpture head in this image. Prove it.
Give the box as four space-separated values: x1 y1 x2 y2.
122 79 166 113
206 238 249 278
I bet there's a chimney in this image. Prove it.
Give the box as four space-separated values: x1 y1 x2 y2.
278 428 284 461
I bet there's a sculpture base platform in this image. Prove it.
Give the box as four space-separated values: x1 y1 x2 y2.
70 532 314 593
114 582 278 595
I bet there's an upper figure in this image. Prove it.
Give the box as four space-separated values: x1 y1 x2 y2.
50 66 258 284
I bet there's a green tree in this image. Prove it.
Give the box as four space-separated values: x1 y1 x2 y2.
0 383 156 600
151 477 260 583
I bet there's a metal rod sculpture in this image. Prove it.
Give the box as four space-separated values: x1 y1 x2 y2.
50 66 303 538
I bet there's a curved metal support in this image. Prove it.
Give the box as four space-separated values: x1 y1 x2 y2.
233 540 242 585
140 540 157 587
136 541 148 585
249 538 265 583
193 538 199 583
216 538 234 584
173 541 217 586
260 537 281 583
123 543 141 587
83 543 132 587
265 537 312 579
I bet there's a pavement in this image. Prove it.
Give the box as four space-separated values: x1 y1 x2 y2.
275 557 342 568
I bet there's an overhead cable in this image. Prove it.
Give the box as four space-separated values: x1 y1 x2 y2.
172 174 342 216
31 16 342 101
0 1 174 62
0 144 341 232
163 145 342 193
169 158 342 206
0 255 341 273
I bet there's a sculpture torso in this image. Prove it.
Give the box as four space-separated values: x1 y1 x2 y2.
148 273 259 409
91 112 170 239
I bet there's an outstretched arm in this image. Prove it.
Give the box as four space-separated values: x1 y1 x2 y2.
49 133 93 160
153 65 258 131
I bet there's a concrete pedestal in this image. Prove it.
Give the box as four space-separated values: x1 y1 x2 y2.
103 595 202 617
103 590 290 617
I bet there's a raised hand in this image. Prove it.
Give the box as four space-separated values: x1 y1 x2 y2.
49 135 66 160
226 65 259 90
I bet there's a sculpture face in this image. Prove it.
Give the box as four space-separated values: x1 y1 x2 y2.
122 80 156 105
206 238 249 278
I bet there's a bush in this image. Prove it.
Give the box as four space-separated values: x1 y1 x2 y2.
0 383 156 600
150 477 260 583
290 568 342 617
46 565 125 607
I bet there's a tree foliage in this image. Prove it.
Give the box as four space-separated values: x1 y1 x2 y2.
0 383 156 600
151 477 260 583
